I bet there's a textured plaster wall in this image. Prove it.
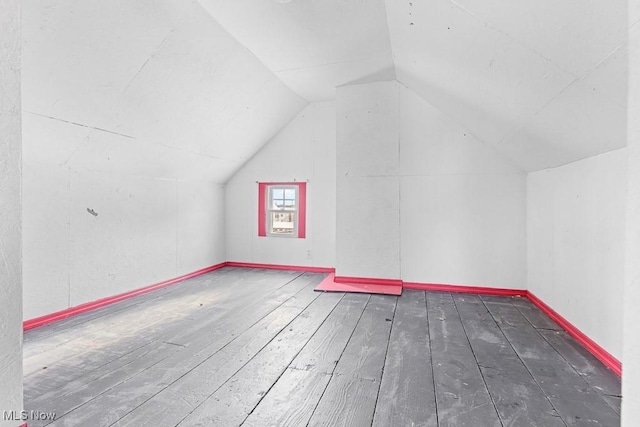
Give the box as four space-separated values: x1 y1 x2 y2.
0 0 23 425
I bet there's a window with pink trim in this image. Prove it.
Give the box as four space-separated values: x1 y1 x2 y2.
258 182 306 238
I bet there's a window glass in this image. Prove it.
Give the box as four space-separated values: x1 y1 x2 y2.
268 185 298 236
270 212 295 235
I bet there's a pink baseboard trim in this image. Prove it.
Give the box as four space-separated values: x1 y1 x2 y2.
334 276 403 287
23 262 227 331
527 291 622 377
404 281 527 297
226 261 335 273
21 262 622 378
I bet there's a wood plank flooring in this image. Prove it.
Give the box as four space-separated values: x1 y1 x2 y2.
23 268 621 426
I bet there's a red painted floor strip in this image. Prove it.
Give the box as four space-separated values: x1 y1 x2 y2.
23 262 227 331
22 260 620 379
315 274 402 296
404 281 527 297
527 291 621 377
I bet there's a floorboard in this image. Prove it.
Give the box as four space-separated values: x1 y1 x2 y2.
243 293 370 427
454 294 565 426
175 291 344 426
24 267 298 400
28 270 319 427
426 292 502 427
483 299 620 426
113 277 328 427
307 295 396 427
22 270 622 427
372 290 437 427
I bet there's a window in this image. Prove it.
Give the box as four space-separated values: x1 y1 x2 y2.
258 182 306 238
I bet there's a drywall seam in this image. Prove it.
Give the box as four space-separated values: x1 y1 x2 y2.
395 80 525 173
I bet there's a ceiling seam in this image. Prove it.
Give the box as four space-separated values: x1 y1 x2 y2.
445 0 579 80
497 39 630 149
194 0 310 102
122 29 175 92
221 101 310 186
381 0 398 82
395 80 526 174
24 111 135 139
199 74 308 161
527 146 627 173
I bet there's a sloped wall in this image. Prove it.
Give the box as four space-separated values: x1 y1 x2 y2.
21 0 304 319
527 149 627 360
225 102 337 268
22 113 227 319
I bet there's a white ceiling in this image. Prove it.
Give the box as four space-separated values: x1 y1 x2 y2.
23 0 635 176
195 0 396 101
22 0 306 182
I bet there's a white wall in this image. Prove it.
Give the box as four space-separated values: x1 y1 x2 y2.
22 121 226 318
20 0 296 319
0 0 23 424
225 102 335 268
528 149 627 360
399 85 526 288
335 81 526 286
336 82 401 279
622 10 640 425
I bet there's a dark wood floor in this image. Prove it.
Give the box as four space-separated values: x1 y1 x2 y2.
23 268 621 426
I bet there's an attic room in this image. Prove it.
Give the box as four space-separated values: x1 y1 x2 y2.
1 0 639 426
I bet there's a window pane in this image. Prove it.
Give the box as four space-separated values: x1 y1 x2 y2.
284 189 296 199
284 200 295 208
272 188 284 199
272 199 285 209
270 212 295 235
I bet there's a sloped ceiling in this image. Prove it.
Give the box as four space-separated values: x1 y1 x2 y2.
386 0 636 171
195 0 396 101
195 0 633 172
22 0 306 183
24 0 635 175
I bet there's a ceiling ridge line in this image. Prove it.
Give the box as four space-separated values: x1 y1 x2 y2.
194 0 301 101
221 102 310 186
200 74 307 159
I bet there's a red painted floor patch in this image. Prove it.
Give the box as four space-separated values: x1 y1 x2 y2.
315 273 402 296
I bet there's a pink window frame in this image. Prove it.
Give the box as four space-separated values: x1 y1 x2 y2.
258 182 306 238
